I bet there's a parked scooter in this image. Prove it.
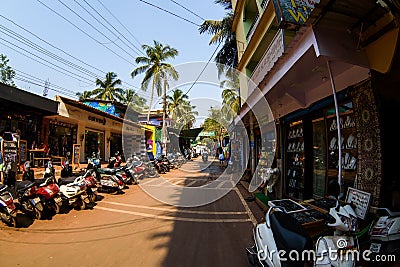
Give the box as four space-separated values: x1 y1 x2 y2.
58 177 89 210
0 184 17 227
35 176 63 216
87 156 124 194
58 170 98 203
107 151 123 168
314 200 359 266
246 205 313 267
368 208 400 258
13 179 44 220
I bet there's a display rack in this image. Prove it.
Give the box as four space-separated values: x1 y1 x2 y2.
326 112 357 190
286 121 305 200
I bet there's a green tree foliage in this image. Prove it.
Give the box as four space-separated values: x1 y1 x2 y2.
90 72 124 101
201 107 229 146
167 88 198 130
131 40 179 124
0 54 16 86
198 1 237 76
122 88 148 113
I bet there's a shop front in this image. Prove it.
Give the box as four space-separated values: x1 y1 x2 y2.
46 96 142 164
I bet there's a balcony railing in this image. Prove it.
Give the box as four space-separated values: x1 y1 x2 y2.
246 13 261 42
248 29 285 94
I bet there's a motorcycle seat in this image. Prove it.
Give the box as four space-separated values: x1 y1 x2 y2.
15 180 35 191
270 210 312 254
98 168 117 175
58 176 77 186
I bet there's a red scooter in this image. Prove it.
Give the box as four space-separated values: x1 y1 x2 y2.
35 176 63 216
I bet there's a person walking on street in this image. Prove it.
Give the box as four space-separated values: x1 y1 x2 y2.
217 146 224 167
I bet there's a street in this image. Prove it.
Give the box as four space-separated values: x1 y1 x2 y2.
0 157 264 267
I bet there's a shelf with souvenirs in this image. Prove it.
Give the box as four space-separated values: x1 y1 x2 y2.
285 120 305 200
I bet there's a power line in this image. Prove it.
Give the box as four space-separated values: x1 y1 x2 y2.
138 0 200 27
95 0 143 50
0 14 106 77
81 0 144 56
56 0 137 61
184 41 222 96
168 0 205 21
35 0 134 65
0 25 100 79
0 15 147 97
72 0 142 56
0 39 93 87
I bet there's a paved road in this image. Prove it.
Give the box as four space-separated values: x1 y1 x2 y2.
0 157 263 267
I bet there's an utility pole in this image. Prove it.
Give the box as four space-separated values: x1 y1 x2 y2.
162 74 167 155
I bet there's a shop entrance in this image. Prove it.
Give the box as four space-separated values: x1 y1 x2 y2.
85 130 105 161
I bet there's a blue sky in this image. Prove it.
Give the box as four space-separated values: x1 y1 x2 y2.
0 0 228 115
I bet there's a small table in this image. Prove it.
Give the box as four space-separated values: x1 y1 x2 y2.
28 149 50 167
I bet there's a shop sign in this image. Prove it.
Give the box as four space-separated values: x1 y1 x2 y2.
88 115 106 125
272 0 319 29
2 140 18 163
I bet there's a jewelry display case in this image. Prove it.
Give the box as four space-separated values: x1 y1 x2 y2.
285 120 305 200
326 111 357 192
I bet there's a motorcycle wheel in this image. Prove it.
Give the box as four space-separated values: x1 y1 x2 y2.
78 199 86 210
33 203 44 220
0 213 17 227
88 191 97 203
146 169 159 178
53 202 61 214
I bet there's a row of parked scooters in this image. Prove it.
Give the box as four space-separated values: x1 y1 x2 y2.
0 151 186 228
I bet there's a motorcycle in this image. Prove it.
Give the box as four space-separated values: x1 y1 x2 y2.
107 151 123 168
368 208 400 259
0 184 17 227
58 177 89 211
127 155 159 180
153 157 167 174
87 156 124 194
246 205 313 267
58 170 98 203
35 176 63 216
61 152 73 178
13 179 44 220
314 199 359 267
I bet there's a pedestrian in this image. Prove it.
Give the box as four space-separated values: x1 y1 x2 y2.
217 146 224 167
146 139 154 161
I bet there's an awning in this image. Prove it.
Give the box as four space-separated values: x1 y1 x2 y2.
0 83 58 115
179 127 204 140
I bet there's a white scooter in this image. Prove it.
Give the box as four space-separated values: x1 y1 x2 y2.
59 177 89 210
314 200 359 267
369 208 400 258
246 205 313 267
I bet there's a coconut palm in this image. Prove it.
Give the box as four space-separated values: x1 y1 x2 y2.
76 90 93 101
220 72 240 121
131 40 179 150
198 1 237 76
122 89 147 113
91 72 124 101
167 89 198 129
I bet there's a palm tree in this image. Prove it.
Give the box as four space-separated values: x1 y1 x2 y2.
198 1 237 76
131 40 179 151
167 89 198 129
220 72 240 121
91 72 124 101
76 90 93 101
122 89 148 113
